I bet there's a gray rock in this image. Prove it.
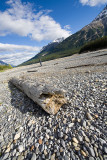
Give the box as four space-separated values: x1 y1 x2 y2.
58 132 63 138
70 151 76 160
90 125 94 130
81 120 86 128
94 147 98 157
103 155 107 160
103 145 107 154
17 155 24 160
35 143 39 148
41 144 44 152
56 152 60 157
12 157 17 160
0 135 3 143
2 153 9 160
31 153 36 160
86 112 93 120
96 158 100 160
36 147 40 154
68 123 74 128
18 145 24 153
77 135 83 142
64 155 70 160
88 147 95 157
89 157 95 160
84 136 90 143
61 140 65 148
14 132 21 140
99 138 106 145
12 149 16 156
46 129 50 133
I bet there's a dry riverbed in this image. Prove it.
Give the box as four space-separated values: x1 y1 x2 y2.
0 49 107 160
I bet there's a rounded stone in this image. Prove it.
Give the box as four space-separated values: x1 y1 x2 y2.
72 137 79 144
39 139 42 145
18 145 24 153
31 153 36 160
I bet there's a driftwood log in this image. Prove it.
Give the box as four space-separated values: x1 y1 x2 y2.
10 77 67 115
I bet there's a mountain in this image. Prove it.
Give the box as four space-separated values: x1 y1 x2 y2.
20 38 65 65
20 6 107 66
49 5 107 55
0 60 8 65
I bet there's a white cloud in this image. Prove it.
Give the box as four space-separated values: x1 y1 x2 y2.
64 25 71 30
0 0 71 41
0 43 41 65
80 0 107 6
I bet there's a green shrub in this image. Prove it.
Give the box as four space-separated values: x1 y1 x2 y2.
0 64 13 71
79 36 107 54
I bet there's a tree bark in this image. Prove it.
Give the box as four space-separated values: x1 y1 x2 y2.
10 77 67 115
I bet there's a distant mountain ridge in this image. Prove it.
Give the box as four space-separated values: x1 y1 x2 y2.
20 5 107 66
0 60 8 65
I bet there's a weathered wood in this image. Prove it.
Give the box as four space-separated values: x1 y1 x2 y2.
10 77 67 115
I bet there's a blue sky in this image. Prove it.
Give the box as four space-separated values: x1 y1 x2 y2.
0 0 106 65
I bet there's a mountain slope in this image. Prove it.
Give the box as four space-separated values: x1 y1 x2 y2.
0 60 8 65
49 5 107 54
20 38 65 65
20 5 107 66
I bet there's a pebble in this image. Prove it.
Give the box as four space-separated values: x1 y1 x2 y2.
64 154 69 160
44 149 47 155
46 134 49 139
86 112 93 120
84 136 90 143
81 120 86 128
61 140 65 148
94 147 98 157
72 137 79 144
78 135 83 142
103 145 107 154
68 123 74 128
58 132 63 138
14 132 21 140
18 145 24 153
30 145 34 151
73 142 78 147
31 153 36 160
94 114 98 119
0 135 3 142
0 54 106 160
81 150 87 157
99 138 106 145
36 147 39 154
60 147 63 152
70 151 76 160
89 157 95 160
5 147 11 153
39 139 42 145
17 155 24 160
51 153 55 160
90 125 94 130
88 147 95 157
2 153 9 160
75 147 80 151
64 135 68 140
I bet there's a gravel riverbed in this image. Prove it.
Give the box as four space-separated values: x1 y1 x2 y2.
0 49 107 160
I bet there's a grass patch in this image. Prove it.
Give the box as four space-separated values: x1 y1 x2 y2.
0 64 13 72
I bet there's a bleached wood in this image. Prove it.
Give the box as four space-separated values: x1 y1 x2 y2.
10 77 67 115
